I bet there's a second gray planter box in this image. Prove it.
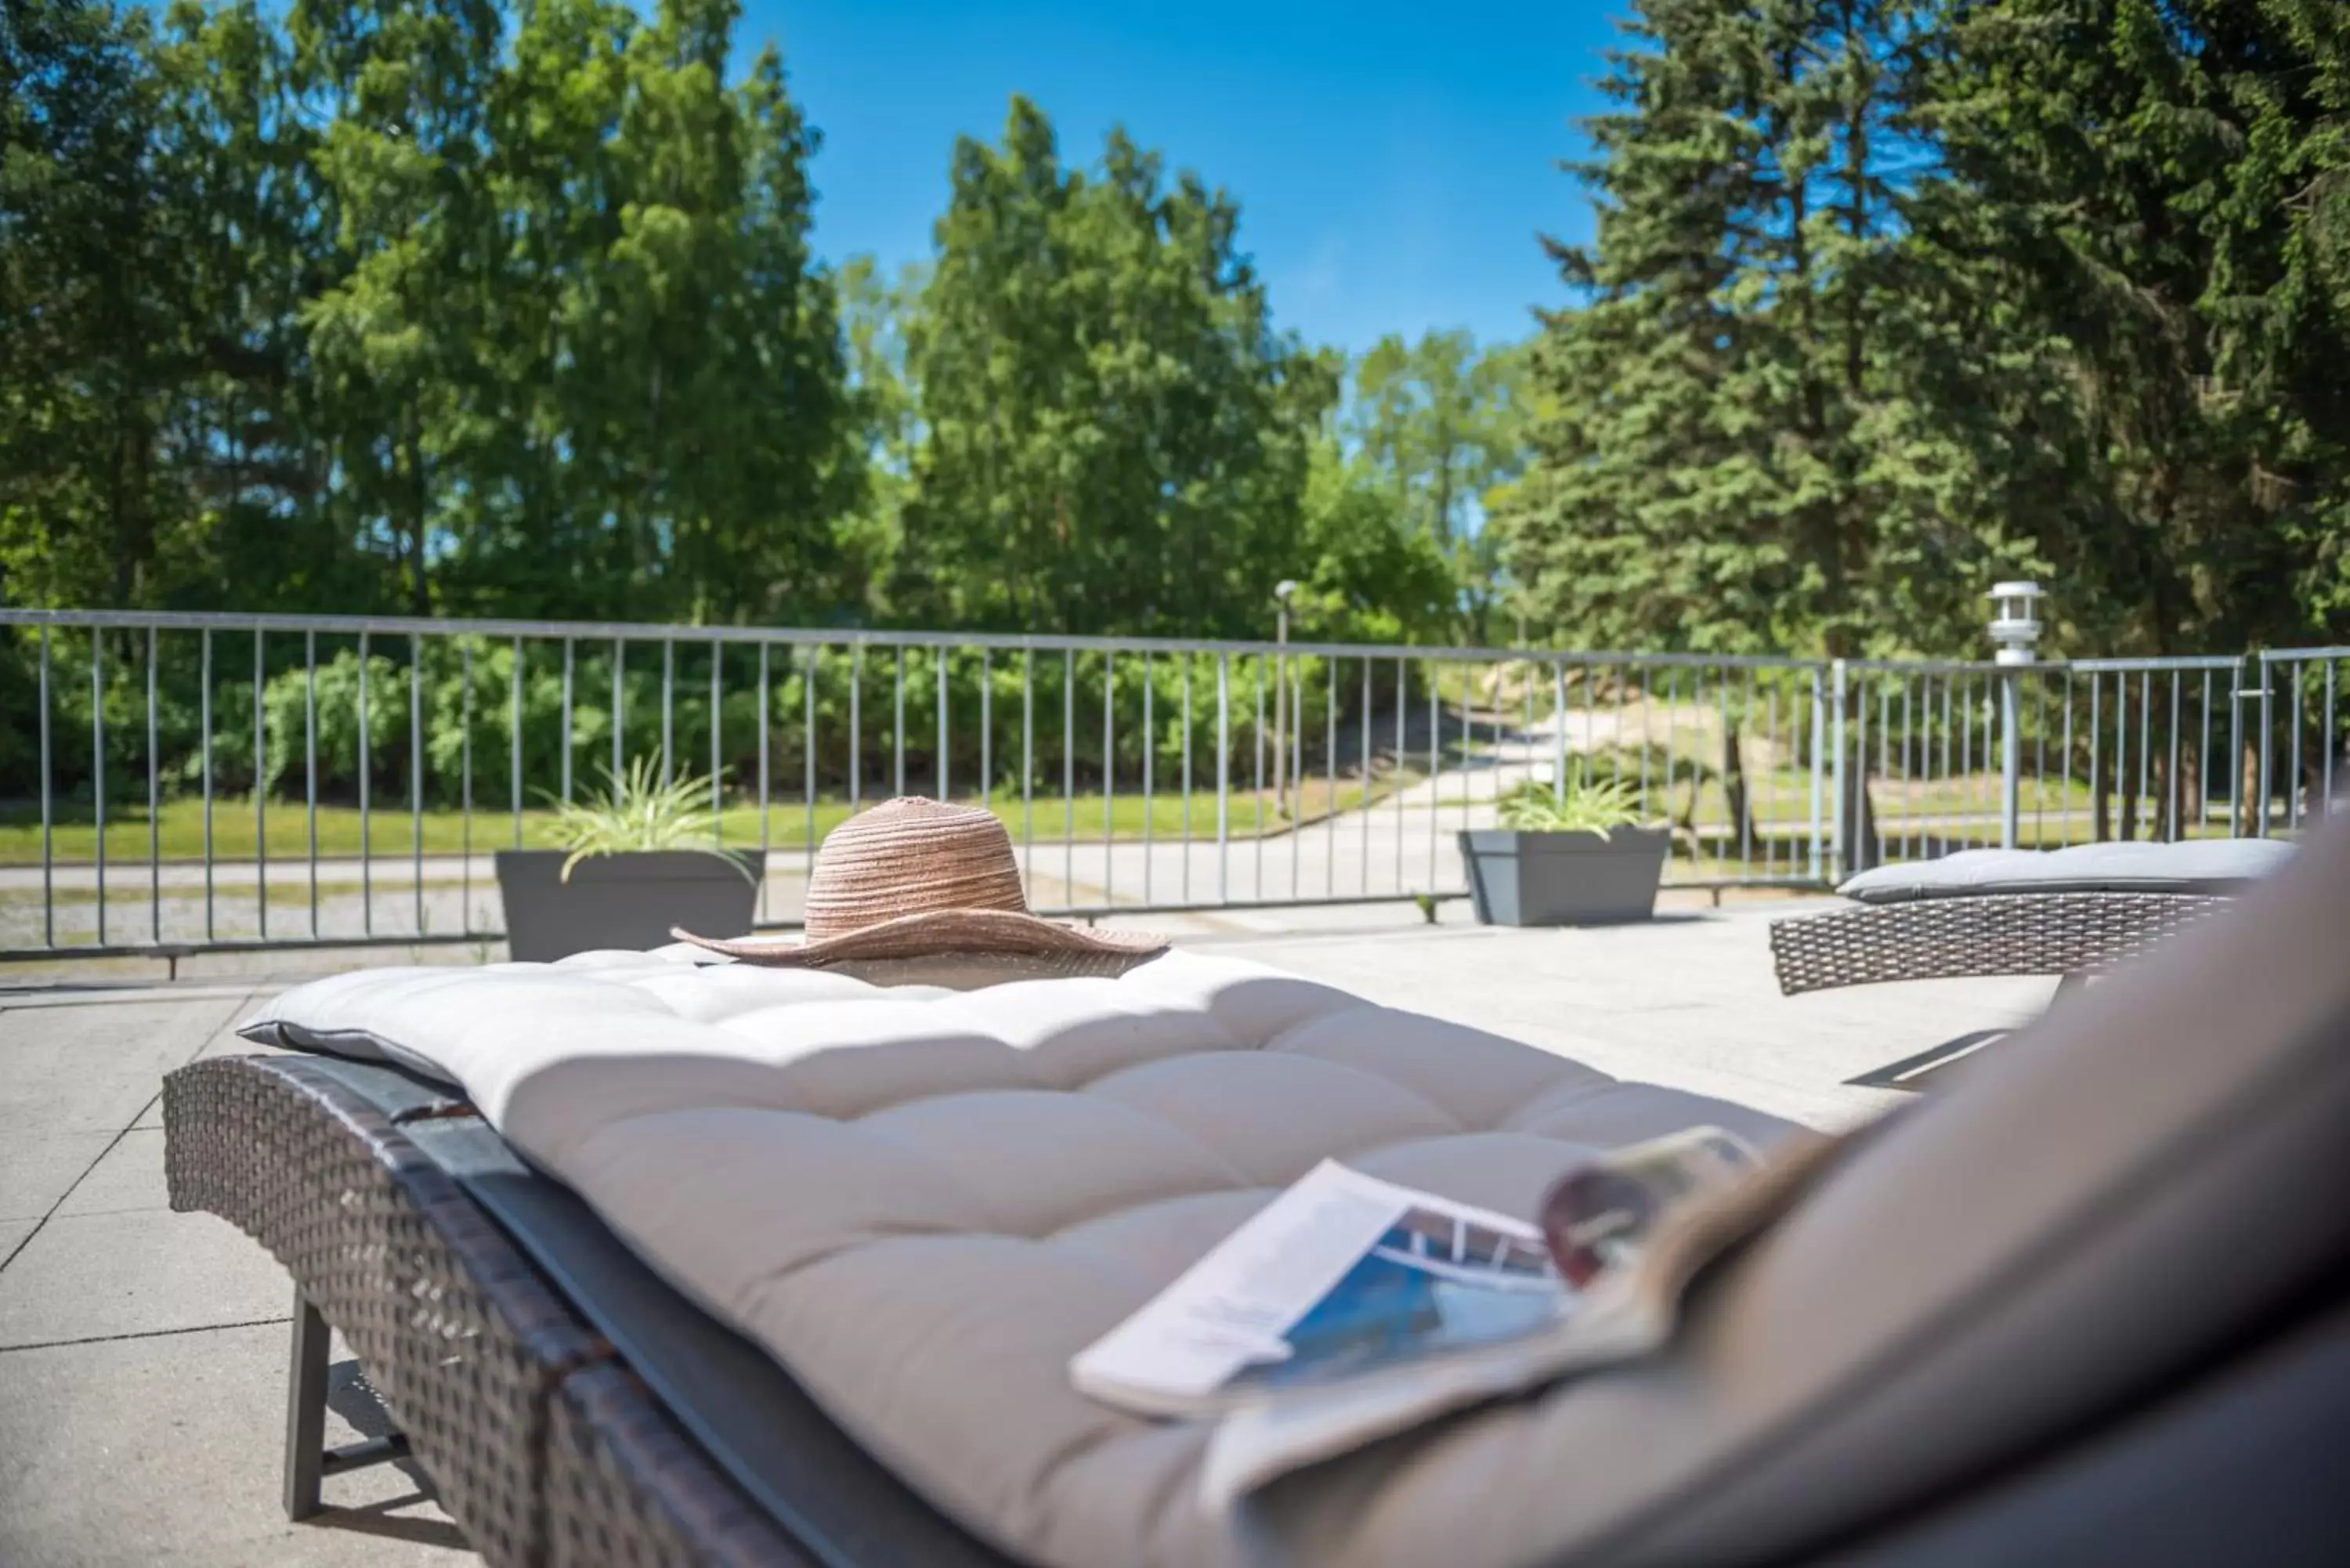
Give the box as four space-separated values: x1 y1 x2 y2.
1458 827 1671 927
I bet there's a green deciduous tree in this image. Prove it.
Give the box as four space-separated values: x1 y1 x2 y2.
895 97 1328 638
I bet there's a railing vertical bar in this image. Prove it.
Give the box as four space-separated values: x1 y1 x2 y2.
2059 672 2075 850
200 629 212 941
92 627 106 946
2088 674 2103 844
609 638 624 788
1181 655 1193 904
803 645 819 889
2034 673 2046 847
2288 662 2305 833
1762 677 1780 876
1063 650 1075 903
1938 674 1956 856
560 639 573 805
2113 672 2130 842
1551 661 1567 804
1898 678 1914 862
1662 667 1679 853
1323 656 1336 898
2225 659 2243 837
1613 660 1629 802
410 637 423 936
1875 678 1889 864
757 641 770 921
510 638 524 852
1419 658 1438 888
660 641 674 786
1252 655 1266 899
710 645 724 845
2256 658 2272 836
981 648 994 807
40 627 53 947
2136 670 2151 840
1295 660 1307 898
1464 663 1477 841
1687 666 1704 873
1737 668 1755 876
145 625 158 945
305 631 319 936
1645 663 1664 822
1356 657 1369 894
1103 653 1115 906
2326 660 2338 818
895 647 907 800
357 632 368 934
1956 674 1973 852
461 641 473 937
848 643 862 814
1393 657 1407 894
2196 670 2211 836
938 647 951 801
1021 649 1034 898
1217 654 1231 905
1811 666 1828 883
1141 652 1153 905
255 628 266 941
2167 670 2182 841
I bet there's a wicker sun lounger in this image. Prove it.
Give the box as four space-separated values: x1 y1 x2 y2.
163 1051 1015 1568
164 824 2350 1568
1768 840 2293 995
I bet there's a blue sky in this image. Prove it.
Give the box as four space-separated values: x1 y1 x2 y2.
740 1 1624 356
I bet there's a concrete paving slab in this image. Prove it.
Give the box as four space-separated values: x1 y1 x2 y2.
0 1219 35 1270
0 1132 114 1223
1202 908 2053 1131
55 1127 168 1216
0 994 247 1141
0 1209 291 1349
0 1320 469 1567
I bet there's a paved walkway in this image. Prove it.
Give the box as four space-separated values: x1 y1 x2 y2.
0 902 2052 1564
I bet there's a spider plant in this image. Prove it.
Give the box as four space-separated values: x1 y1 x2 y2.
1495 775 1649 836
543 754 754 883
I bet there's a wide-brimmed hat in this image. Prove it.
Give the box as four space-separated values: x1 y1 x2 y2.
671 797 1165 967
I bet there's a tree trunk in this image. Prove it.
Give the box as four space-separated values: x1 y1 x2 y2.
1721 720 1755 871
2237 740 2262 836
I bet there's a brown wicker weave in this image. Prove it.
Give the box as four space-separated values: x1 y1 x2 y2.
164 1057 608 1566
1768 891 2234 995
548 1364 812 1568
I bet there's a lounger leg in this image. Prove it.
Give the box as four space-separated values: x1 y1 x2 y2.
284 1288 329 1520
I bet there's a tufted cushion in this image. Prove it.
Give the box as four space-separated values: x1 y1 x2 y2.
240 946 1795 1568
1836 838 2292 905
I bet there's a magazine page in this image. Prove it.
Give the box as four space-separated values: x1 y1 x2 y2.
1070 1161 1567 1418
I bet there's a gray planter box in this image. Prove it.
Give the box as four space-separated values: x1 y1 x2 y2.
494 849 762 962
1457 827 1671 927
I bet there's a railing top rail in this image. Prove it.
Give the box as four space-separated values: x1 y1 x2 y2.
1842 653 2246 674
2062 654 2246 673
0 608 1830 670
2260 645 2350 663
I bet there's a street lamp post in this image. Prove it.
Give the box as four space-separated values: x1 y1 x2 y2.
1273 580 1299 818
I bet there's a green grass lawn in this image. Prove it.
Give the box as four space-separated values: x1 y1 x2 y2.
0 773 1416 866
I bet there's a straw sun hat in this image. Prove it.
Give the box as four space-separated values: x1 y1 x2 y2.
671 797 1165 967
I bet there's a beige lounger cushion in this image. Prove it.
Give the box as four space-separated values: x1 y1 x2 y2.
241 946 1796 1566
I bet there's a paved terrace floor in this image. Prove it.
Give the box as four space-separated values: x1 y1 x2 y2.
0 898 2054 1566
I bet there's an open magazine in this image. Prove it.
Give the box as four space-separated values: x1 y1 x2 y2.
1070 1126 1820 1505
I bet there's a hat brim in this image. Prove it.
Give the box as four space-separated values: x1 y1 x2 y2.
670 906 1166 968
